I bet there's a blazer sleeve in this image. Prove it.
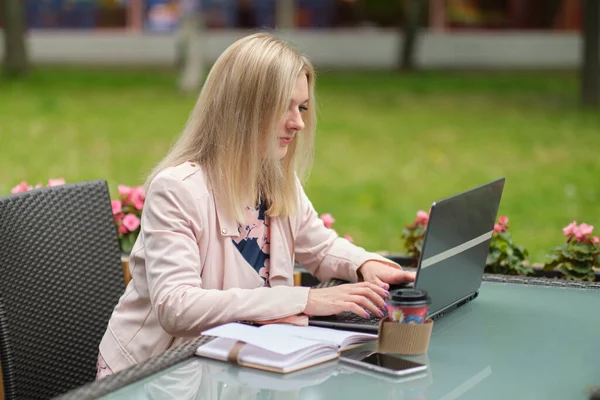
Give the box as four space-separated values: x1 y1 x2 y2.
293 179 400 283
142 173 310 337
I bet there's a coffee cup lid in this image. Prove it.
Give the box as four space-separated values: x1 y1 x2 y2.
389 288 431 307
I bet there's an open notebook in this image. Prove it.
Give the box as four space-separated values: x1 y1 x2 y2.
196 322 377 374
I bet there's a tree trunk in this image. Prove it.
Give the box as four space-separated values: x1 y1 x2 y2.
2 0 29 76
581 0 600 107
178 11 204 93
276 0 295 29
399 0 424 71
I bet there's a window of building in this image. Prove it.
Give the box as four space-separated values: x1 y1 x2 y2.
18 0 128 29
445 0 581 31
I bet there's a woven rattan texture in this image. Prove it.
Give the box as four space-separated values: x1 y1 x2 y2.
54 336 213 400
0 181 125 399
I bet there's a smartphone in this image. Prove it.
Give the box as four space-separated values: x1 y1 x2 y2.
339 351 427 377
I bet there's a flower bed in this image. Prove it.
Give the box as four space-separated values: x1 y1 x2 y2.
400 210 600 282
10 179 600 281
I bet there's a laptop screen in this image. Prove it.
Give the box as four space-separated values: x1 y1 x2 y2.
415 178 505 317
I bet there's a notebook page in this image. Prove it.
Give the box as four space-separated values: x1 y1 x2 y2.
258 324 377 349
197 337 337 370
196 337 246 361
202 323 324 355
197 337 287 365
241 343 336 370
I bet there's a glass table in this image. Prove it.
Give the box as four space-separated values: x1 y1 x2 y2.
87 281 599 400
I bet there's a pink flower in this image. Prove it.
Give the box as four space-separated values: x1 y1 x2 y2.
494 223 506 233
577 223 594 237
594 236 599 244
344 234 354 243
34 183 43 189
129 187 145 211
122 214 141 232
321 213 335 229
111 200 122 215
563 221 577 237
118 224 129 234
11 181 32 194
572 223 594 242
118 185 132 198
498 216 509 225
415 210 429 225
114 213 124 223
47 178 65 187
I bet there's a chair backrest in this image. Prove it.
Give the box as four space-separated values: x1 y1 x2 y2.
0 181 125 399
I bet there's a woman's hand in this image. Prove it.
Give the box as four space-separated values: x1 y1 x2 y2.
358 261 416 290
303 282 389 319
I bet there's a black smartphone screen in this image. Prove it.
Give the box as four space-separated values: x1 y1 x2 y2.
360 353 425 371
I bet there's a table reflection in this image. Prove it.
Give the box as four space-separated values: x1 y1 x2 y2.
104 350 432 400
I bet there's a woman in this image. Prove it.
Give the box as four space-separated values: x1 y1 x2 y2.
97 32 415 379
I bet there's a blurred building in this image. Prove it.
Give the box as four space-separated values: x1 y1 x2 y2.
1 0 581 32
0 0 584 68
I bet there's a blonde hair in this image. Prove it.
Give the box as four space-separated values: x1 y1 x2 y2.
146 32 316 222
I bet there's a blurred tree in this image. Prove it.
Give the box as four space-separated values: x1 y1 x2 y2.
399 0 425 71
178 0 204 93
277 0 294 29
581 0 599 107
238 0 258 28
360 0 402 27
2 0 29 76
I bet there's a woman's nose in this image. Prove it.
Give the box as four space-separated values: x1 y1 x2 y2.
287 111 305 132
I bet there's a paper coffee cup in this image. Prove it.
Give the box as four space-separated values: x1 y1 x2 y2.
386 288 431 324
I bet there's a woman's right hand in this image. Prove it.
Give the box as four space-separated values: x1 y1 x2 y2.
303 282 389 319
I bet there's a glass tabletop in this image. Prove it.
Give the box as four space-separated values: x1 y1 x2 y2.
101 282 600 400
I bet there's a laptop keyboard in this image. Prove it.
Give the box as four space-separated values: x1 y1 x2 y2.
320 311 386 326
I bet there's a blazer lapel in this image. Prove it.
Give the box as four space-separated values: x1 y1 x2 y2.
211 192 238 239
268 216 295 286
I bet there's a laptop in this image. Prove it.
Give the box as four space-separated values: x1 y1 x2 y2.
309 178 505 332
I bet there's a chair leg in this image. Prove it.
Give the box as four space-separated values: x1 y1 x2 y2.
121 256 132 286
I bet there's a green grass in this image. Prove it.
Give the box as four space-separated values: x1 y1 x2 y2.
1 68 599 263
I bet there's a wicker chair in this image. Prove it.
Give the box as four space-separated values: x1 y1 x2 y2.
0 181 125 399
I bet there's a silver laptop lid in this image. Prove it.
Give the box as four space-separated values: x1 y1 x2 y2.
414 178 505 318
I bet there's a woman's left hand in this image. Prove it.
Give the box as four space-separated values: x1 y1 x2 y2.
357 261 416 290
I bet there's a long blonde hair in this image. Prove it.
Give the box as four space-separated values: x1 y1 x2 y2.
146 32 316 222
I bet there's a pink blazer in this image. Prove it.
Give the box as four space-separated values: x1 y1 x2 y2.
99 162 397 373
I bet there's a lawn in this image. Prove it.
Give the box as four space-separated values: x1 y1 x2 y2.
1 68 599 263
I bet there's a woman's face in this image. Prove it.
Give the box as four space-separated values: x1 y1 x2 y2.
277 74 309 159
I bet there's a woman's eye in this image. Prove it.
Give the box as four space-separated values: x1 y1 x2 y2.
299 105 308 112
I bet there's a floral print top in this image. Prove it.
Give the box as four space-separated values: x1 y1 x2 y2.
232 201 271 286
